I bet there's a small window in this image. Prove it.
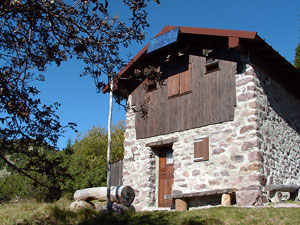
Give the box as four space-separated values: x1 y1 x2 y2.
146 79 157 92
194 137 209 162
206 56 214 64
203 48 220 74
205 61 220 74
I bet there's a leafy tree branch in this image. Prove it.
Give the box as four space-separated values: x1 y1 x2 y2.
0 0 159 182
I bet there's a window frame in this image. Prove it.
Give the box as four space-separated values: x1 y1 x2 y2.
205 61 220 74
145 78 157 92
194 136 210 162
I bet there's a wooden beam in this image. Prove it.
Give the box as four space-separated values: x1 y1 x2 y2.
146 138 178 147
228 36 239 48
165 188 237 200
221 194 232 206
264 185 300 192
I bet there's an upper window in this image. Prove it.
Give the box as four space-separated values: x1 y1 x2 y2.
205 61 220 74
145 78 157 92
203 48 220 74
165 56 191 98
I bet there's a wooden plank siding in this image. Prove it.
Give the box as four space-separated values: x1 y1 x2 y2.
179 64 192 94
133 54 236 139
110 159 123 186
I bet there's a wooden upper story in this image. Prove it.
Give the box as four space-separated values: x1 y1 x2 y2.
132 51 237 139
104 26 300 139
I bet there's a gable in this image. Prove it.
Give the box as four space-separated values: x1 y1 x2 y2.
103 26 300 101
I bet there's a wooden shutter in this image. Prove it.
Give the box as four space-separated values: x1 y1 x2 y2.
179 63 191 94
194 137 209 162
168 74 180 97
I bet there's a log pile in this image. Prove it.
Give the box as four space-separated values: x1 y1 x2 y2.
70 186 135 213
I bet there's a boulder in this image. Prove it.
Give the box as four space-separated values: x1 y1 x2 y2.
70 200 95 211
236 190 263 206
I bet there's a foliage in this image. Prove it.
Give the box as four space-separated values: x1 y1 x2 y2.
2 200 300 225
0 148 70 201
295 43 300 70
64 121 125 192
0 173 61 202
0 121 125 201
0 174 28 200
0 156 6 170
0 0 159 183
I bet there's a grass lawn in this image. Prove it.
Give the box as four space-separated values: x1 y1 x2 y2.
1 199 300 225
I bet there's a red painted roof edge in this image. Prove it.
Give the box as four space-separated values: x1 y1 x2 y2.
103 26 258 93
180 26 257 39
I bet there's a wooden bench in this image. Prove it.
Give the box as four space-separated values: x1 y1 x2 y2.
264 185 300 203
165 188 238 211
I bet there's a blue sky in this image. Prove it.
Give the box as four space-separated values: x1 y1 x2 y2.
35 0 300 149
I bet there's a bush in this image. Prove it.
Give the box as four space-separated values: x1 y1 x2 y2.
0 174 30 200
63 121 125 193
0 173 63 202
0 121 125 202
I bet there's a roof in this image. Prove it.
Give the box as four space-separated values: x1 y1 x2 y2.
103 26 300 100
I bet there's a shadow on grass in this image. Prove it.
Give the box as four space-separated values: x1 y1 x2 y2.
78 211 223 225
18 206 224 225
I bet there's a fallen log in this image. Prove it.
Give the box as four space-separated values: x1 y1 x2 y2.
74 186 135 207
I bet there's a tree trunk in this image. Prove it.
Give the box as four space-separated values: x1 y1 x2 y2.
74 186 135 207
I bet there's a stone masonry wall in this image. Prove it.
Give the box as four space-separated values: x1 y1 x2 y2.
254 66 300 188
123 64 265 211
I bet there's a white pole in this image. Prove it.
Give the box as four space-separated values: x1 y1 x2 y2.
107 79 113 214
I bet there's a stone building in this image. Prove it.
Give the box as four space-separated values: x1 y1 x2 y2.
104 26 300 211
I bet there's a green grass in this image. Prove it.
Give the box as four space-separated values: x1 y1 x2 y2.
1 200 300 225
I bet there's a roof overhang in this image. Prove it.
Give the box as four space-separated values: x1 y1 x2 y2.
103 26 300 100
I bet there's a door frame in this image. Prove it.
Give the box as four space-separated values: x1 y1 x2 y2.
153 145 174 208
147 138 177 208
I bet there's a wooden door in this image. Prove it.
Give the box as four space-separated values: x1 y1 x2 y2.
158 148 174 207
